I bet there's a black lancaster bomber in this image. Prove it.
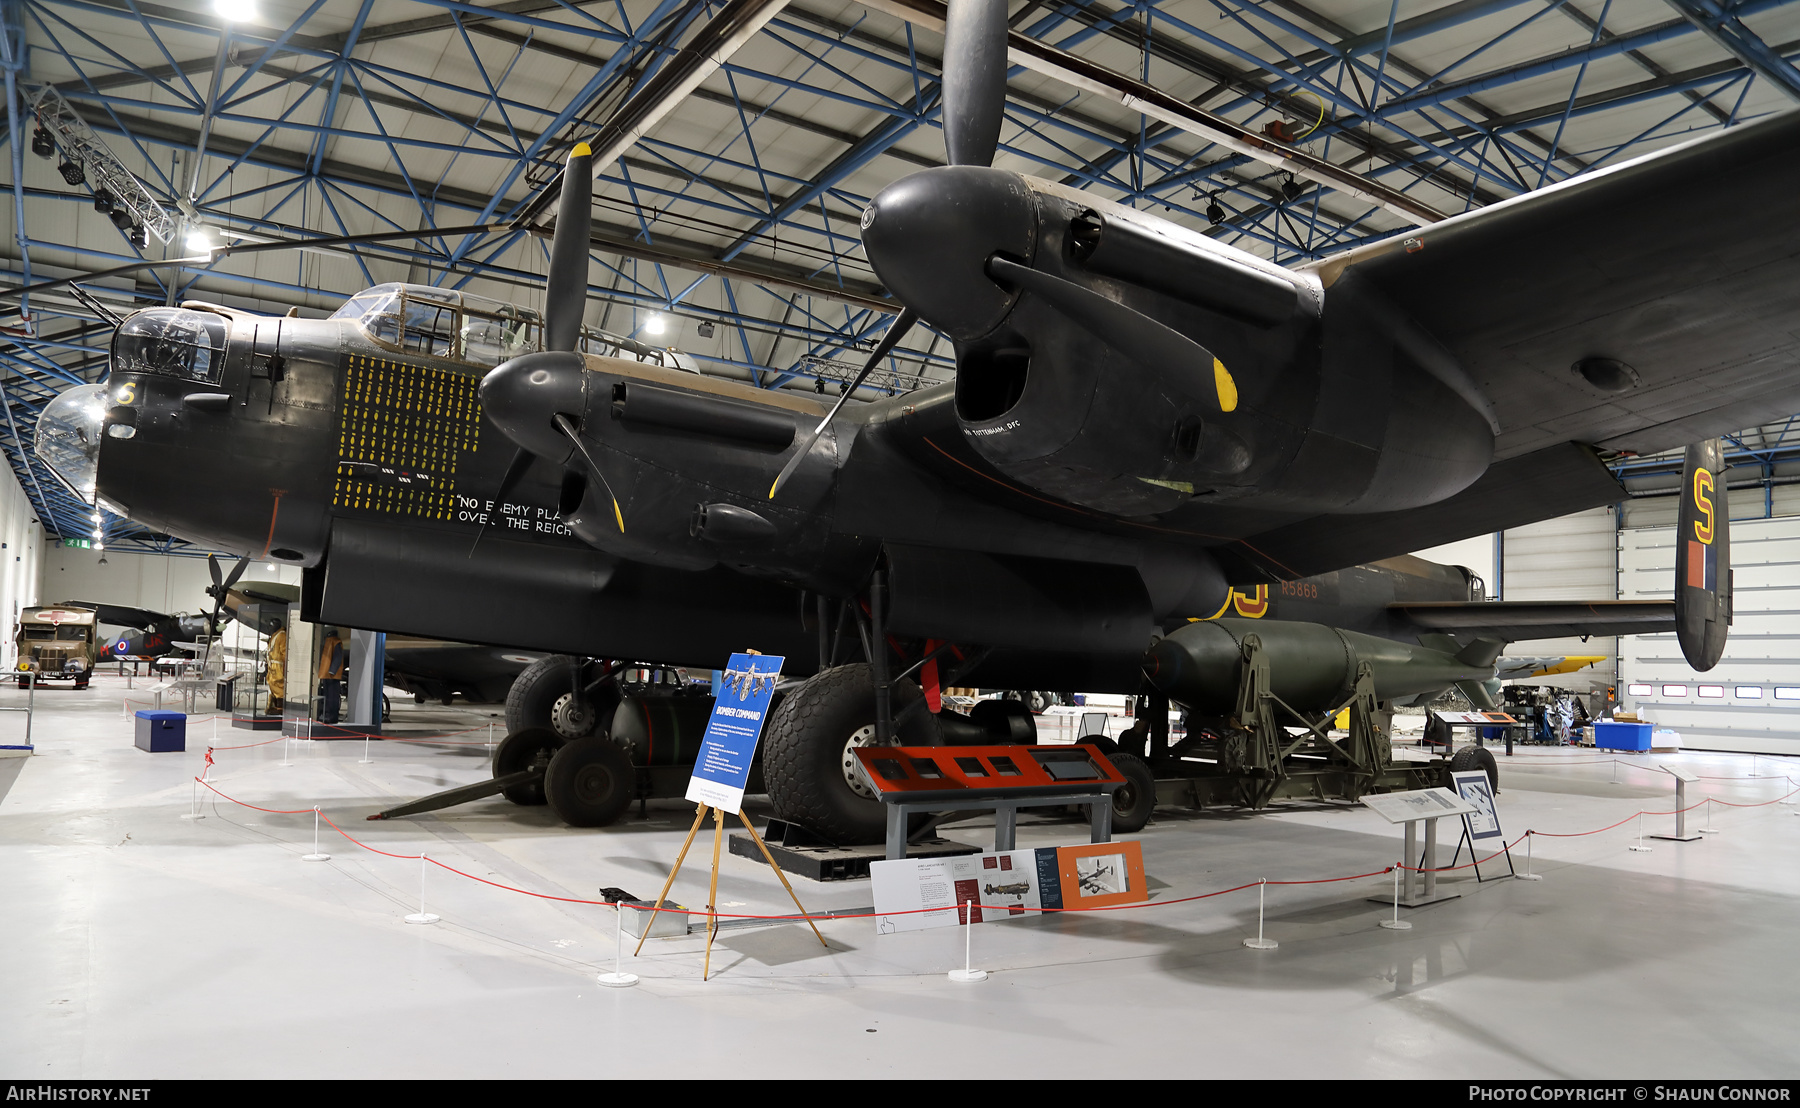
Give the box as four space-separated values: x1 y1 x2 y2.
33 1 1768 839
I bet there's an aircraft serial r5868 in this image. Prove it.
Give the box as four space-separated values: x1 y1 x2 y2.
32 1 1773 841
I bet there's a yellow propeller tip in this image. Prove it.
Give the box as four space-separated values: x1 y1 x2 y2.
1213 357 1238 413
768 480 779 500
612 499 625 532
571 142 592 159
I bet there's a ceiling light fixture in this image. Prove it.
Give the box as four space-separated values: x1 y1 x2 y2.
57 157 85 186
214 0 257 21
644 314 666 336
185 226 215 253
30 126 53 158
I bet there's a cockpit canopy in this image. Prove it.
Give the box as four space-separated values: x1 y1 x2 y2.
330 282 699 372
111 307 227 384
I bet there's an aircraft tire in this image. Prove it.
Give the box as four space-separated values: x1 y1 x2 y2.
544 737 634 827
506 655 607 740
1077 733 1120 755
491 727 564 806
762 663 938 844
1107 752 1157 833
969 697 1036 743
1447 744 1499 794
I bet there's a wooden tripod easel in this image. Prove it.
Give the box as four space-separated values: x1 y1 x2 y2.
634 803 828 980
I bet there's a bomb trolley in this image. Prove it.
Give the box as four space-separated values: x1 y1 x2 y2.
1139 627 1493 811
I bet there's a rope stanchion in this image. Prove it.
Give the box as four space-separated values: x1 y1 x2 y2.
1243 878 1278 949
184 731 1800 943
1379 864 1410 930
948 894 986 982
302 806 329 862
405 854 440 925
1629 812 1652 852
598 904 638 988
1517 831 1542 880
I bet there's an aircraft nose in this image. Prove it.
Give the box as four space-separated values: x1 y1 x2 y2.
860 165 1037 343
479 350 586 463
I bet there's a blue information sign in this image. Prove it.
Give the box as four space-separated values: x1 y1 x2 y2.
685 653 784 813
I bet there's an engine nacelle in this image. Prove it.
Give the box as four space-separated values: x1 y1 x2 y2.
862 168 1495 520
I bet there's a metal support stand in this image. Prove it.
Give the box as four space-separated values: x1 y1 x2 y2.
1651 770 1703 841
1447 823 1516 881
1368 815 1460 908
884 792 1113 860
869 567 892 746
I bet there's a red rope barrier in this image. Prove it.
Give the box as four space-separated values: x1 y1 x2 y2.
316 812 425 861
195 776 313 816
188 730 1800 924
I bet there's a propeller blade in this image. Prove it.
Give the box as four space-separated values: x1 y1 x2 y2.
553 413 626 533
768 308 917 501
985 256 1227 413
942 0 1009 167
198 554 249 677
467 449 538 557
221 554 249 593
543 143 595 353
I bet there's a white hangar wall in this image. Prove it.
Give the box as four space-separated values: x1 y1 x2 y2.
41 546 303 634
1619 510 1800 754
1413 507 1620 694
1408 485 1800 749
0 462 45 667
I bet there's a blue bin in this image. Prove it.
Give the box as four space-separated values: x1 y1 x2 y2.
135 710 187 753
1594 721 1651 751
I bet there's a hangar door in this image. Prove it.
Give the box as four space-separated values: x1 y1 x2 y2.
1499 506 1618 693
1619 515 1800 753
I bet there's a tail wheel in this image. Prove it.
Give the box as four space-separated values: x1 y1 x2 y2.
763 663 938 844
491 727 564 805
544 737 634 827
1107 751 1157 833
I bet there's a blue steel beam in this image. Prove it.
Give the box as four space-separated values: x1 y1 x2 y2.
1661 0 1800 101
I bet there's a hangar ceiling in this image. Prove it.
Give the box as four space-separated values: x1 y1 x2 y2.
0 0 1798 548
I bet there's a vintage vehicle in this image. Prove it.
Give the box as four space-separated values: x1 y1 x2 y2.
16 605 98 689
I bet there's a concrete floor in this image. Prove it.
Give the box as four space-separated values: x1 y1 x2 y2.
3 677 1799 1079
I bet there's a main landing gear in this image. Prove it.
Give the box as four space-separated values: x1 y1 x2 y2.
761 568 1158 846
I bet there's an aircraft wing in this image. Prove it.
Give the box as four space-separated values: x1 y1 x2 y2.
1393 599 1674 641
1493 655 1607 681
1306 109 1800 463
61 601 166 629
